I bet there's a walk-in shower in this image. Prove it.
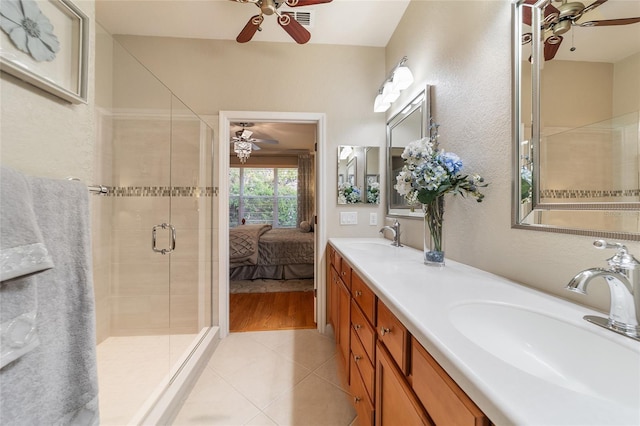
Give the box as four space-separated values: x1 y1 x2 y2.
94 25 218 424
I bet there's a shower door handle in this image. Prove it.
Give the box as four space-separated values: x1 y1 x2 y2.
152 223 176 255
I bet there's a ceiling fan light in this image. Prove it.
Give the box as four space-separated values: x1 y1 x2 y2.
381 82 400 104
374 94 390 112
234 140 252 164
392 66 414 91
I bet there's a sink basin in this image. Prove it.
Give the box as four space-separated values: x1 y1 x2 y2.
449 302 640 408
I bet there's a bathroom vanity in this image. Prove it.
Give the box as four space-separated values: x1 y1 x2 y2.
327 238 640 425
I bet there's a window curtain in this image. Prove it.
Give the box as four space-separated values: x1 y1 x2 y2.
297 154 315 226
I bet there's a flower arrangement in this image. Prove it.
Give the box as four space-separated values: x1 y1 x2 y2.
338 182 361 204
367 182 380 204
394 124 487 264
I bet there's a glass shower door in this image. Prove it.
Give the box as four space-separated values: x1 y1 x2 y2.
94 32 213 425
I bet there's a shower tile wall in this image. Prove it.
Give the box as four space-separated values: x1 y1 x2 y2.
109 116 213 336
93 108 114 344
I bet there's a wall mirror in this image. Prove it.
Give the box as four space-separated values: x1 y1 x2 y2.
338 146 380 204
512 0 640 240
386 86 431 218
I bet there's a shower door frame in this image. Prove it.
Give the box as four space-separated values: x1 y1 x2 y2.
218 111 328 337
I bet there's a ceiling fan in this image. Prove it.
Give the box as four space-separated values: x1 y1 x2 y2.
521 0 640 60
230 123 279 151
229 0 333 44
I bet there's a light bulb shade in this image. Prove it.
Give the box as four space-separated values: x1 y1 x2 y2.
381 81 400 104
374 94 390 112
392 66 414 91
234 140 252 163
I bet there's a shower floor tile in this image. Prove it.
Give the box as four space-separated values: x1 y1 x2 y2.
97 334 196 425
172 329 357 426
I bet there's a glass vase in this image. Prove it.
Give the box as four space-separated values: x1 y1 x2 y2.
422 197 445 266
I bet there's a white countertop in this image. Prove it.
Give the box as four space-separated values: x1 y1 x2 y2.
329 237 640 426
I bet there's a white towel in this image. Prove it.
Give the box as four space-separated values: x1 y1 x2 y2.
0 166 54 368
0 174 99 425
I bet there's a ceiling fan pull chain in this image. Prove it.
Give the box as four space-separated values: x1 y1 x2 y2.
570 26 576 52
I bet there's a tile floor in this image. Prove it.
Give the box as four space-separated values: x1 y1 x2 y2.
97 334 196 425
172 329 357 425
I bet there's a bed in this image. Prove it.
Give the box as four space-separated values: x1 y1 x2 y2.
229 224 314 280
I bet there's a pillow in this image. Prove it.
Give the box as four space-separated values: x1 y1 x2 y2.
299 221 311 232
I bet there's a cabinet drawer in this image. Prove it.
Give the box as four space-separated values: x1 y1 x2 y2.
330 245 339 269
351 300 375 362
351 328 374 402
350 355 374 426
340 258 352 289
377 300 409 374
351 272 376 324
411 337 489 426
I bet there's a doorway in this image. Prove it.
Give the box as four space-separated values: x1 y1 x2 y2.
218 111 327 337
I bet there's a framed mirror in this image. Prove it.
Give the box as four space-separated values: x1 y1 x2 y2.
386 86 431 218
338 146 380 204
512 0 640 240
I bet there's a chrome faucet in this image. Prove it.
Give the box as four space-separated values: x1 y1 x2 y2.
566 239 640 341
379 219 402 247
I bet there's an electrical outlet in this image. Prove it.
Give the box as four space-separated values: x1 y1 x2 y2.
340 212 358 225
369 212 378 226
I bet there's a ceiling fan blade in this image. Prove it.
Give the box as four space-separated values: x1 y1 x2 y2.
278 13 311 44
285 0 332 6
521 0 536 26
578 17 640 27
251 143 261 151
236 15 263 43
251 138 279 144
582 0 608 15
521 0 559 27
544 35 563 61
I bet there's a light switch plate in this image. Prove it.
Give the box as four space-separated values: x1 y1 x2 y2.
340 212 358 225
369 212 378 225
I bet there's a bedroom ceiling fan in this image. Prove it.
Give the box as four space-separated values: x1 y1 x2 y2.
230 123 279 163
229 0 333 44
521 0 640 61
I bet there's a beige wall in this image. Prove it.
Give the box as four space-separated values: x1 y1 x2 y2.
0 4 96 182
613 51 640 117
385 0 639 312
111 35 389 237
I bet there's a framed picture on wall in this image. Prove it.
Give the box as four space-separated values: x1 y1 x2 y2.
0 0 89 104
367 174 379 185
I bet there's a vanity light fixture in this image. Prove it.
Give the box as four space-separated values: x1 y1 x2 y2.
373 56 414 113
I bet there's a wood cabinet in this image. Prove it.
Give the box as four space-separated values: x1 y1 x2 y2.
328 246 351 377
410 337 489 426
327 243 490 426
376 342 432 426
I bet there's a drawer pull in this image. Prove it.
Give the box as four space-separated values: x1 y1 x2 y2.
355 290 362 297
342 271 346 276
380 326 391 336
354 324 362 330
354 354 362 361
354 396 362 404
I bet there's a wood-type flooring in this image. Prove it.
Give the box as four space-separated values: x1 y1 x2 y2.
229 290 316 332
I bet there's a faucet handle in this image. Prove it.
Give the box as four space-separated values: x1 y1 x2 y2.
594 240 640 269
593 239 626 252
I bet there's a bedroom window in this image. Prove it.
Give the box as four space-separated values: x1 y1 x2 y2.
229 167 298 228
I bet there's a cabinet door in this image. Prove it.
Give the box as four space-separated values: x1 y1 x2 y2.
337 278 351 376
376 342 433 426
328 266 339 331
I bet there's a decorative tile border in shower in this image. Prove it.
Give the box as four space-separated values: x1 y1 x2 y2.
105 186 218 197
540 189 640 199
